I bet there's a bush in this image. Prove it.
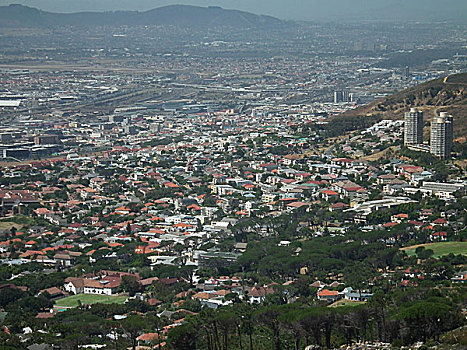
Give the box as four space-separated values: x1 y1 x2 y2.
391 338 403 348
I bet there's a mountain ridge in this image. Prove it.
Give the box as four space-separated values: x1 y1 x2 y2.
0 4 285 29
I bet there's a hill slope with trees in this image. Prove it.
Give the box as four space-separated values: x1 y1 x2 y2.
338 73 467 138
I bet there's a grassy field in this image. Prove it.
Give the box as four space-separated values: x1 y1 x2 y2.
0 215 37 227
55 294 127 308
329 300 365 308
401 242 467 258
0 221 22 231
362 146 399 162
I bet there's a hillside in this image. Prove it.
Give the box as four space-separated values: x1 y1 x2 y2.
0 4 284 29
339 73 467 138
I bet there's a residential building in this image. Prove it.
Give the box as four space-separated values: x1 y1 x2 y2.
430 112 453 158
404 108 423 146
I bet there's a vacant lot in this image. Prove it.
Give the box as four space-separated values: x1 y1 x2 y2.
401 242 467 258
55 294 127 308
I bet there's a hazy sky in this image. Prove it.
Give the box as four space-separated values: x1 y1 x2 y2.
0 0 465 21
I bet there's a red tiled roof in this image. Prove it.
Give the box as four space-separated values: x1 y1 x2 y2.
287 201 308 208
147 298 163 306
193 292 215 300
321 190 339 195
432 231 447 236
137 333 160 341
173 223 193 228
318 289 338 296
330 202 349 208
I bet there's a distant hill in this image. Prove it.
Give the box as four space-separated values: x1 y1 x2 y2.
338 73 467 138
0 4 284 29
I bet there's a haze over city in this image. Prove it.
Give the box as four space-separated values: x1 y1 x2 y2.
0 0 466 21
0 0 465 350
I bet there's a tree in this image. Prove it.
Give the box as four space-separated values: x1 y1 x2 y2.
235 303 256 350
119 275 141 297
173 243 185 259
399 301 448 343
0 288 24 308
167 322 197 350
147 313 164 350
279 307 304 350
293 276 312 298
178 266 195 286
126 222 132 236
299 307 326 347
216 311 237 350
60 333 87 350
122 314 146 350
254 305 282 350
182 298 202 313
368 290 388 342
8 226 17 240
416 247 434 259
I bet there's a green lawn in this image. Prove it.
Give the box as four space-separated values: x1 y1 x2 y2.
0 216 35 226
329 300 365 308
55 294 127 308
401 242 467 258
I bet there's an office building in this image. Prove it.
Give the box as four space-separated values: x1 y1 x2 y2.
430 112 453 158
404 108 423 146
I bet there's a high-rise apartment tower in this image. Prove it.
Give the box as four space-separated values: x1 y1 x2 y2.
404 108 423 146
430 112 453 158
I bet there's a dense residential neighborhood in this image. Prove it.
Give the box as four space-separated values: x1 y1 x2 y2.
0 101 465 349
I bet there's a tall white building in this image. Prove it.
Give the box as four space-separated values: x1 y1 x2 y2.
333 90 350 103
430 112 453 158
404 108 423 146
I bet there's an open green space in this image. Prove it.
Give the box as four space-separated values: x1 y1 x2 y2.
55 294 127 308
0 216 36 227
401 242 467 258
0 221 22 231
329 300 365 308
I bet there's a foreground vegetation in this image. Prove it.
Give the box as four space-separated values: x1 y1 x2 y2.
167 287 465 350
